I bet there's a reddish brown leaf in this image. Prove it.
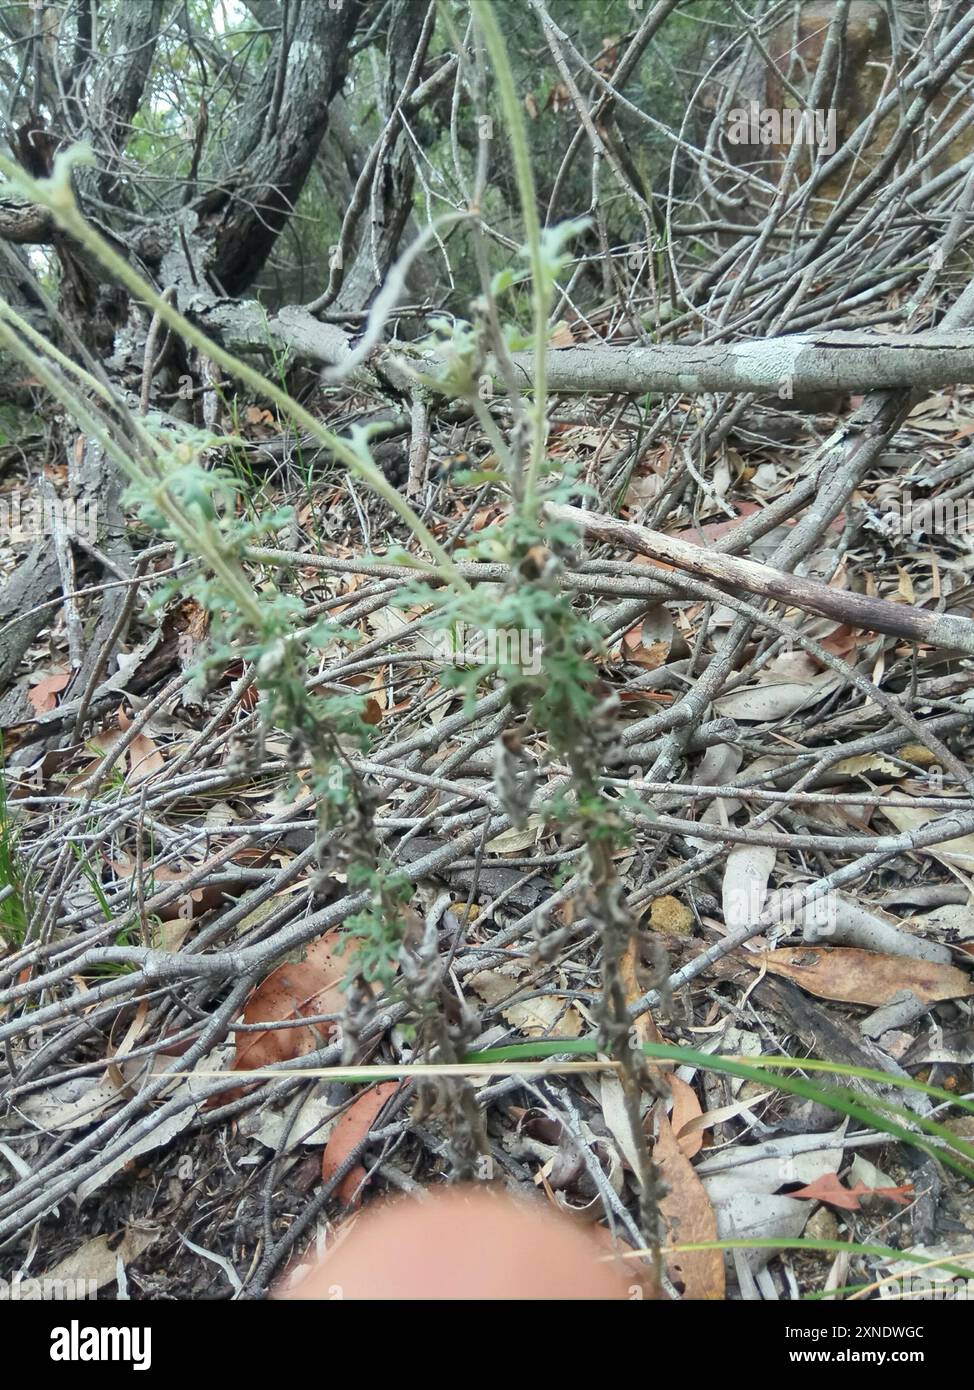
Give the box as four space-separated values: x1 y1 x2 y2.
622 628 670 670
126 732 165 782
669 1076 705 1160
792 1171 914 1211
28 671 71 714
322 1082 400 1207
361 696 383 726
234 931 347 1073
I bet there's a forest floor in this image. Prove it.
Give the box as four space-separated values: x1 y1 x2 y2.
2 373 974 1301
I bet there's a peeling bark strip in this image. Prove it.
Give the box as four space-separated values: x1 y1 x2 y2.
512 331 974 395
545 503 974 658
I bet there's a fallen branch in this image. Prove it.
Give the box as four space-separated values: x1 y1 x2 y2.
544 502 974 657
178 299 974 398
518 331 974 395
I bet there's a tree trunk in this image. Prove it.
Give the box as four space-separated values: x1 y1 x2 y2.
193 0 363 296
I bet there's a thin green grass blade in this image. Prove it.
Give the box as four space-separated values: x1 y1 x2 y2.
467 1040 974 1178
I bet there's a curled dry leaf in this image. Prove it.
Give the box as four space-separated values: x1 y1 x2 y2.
753 945 974 1007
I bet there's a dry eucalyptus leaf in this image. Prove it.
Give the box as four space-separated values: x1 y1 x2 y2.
713 652 842 721
754 945 974 1007
321 1081 400 1206
908 903 974 941
654 1107 724 1299
503 995 582 1039
880 803 974 873
468 966 582 1037
832 751 903 778
25 1227 157 1296
486 821 541 854
667 1075 705 1158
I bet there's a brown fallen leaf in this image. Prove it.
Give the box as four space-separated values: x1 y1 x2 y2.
622 626 670 669
792 1171 914 1211
126 732 165 782
322 1081 401 1208
361 696 384 726
66 720 165 791
620 933 662 1049
653 1107 724 1299
622 605 672 670
28 670 71 714
753 945 974 1007
668 1076 705 1160
234 930 347 1074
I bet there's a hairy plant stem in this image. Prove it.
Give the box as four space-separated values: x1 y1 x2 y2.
471 1 548 516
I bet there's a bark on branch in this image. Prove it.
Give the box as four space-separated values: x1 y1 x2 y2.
516 331 974 395
544 502 974 658
0 200 54 244
183 303 974 399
